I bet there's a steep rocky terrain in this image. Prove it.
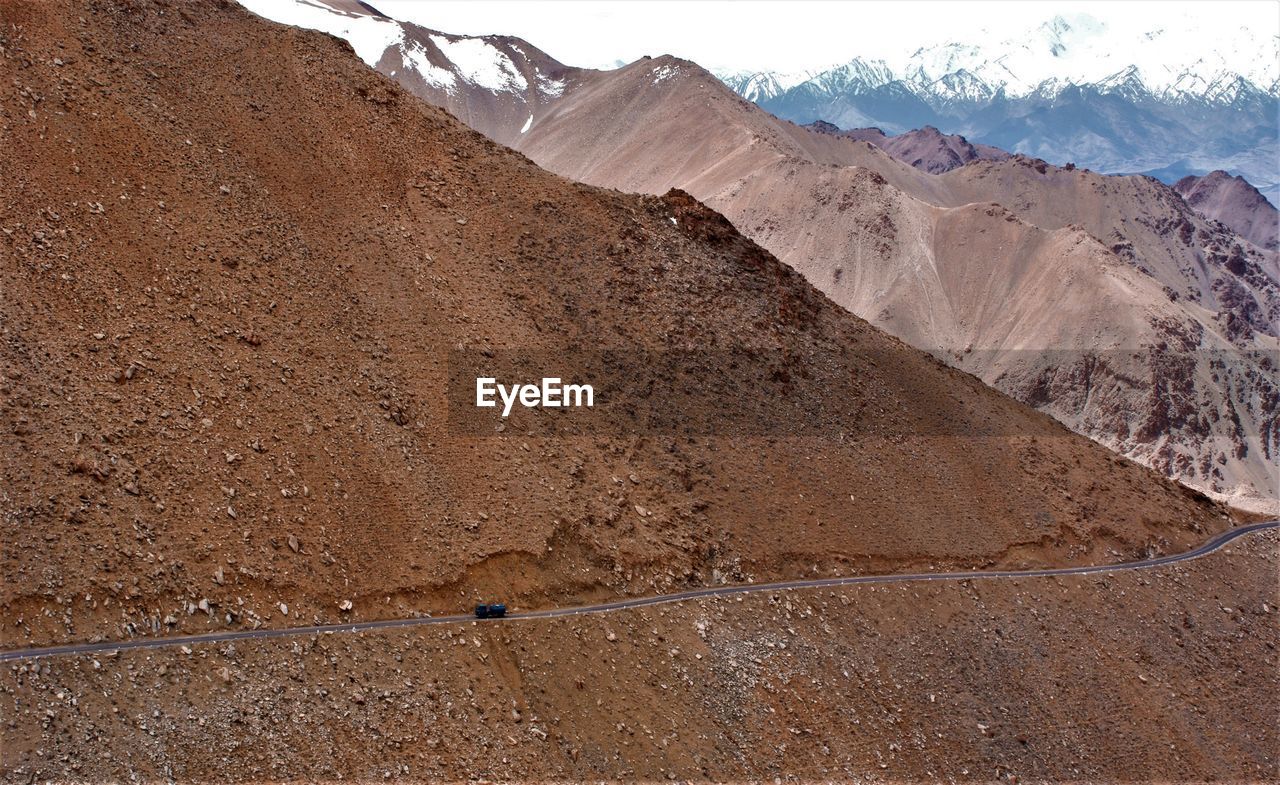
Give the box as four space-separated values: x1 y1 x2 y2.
805 120 1009 173
248 2 1279 511
1175 169 1279 251
1 0 1237 657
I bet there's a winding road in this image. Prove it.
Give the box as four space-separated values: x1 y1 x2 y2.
3 520 1275 663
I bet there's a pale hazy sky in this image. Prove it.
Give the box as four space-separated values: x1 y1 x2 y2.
373 0 1277 72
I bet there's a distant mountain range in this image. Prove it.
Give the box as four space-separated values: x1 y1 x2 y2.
715 14 1279 204
803 122 1011 173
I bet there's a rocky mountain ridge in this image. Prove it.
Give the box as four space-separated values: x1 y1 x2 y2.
804 121 1010 174
8 0 1239 650
1174 170 1279 251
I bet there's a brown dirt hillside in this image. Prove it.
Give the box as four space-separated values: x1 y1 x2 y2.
1 0 1230 653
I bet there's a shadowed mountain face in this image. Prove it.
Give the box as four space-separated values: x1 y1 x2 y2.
243 1 1280 513
1174 171 1279 251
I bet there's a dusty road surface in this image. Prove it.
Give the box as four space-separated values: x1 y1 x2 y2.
2 522 1274 662
2 526 1276 782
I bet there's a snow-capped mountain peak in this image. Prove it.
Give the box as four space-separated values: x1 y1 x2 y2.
718 11 1278 105
713 11 1278 197
925 69 996 104
239 0 569 102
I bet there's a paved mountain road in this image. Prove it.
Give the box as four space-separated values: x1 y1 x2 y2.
2 521 1275 663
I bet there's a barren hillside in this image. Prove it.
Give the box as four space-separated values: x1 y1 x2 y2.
0 0 1234 655
244 1 1279 512
507 56 1279 510
3 3 1276 783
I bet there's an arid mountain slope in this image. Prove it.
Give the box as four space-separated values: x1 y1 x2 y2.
502 56 1279 511
1175 169 1279 251
0 0 1232 652
299 15 1278 510
918 157 1278 326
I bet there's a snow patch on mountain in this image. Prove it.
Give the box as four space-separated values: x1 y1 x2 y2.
400 38 457 90
717 69 812 102
539 75 568 98
715 12 1278 192
429 35 527 93
241 0 581 105
898 12 1277 99
652 64 680 84
239 0 402 66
